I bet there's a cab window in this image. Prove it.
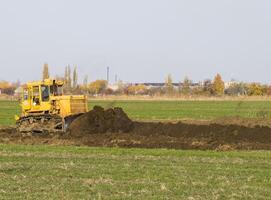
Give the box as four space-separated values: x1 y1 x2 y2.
33 86 39 97
41 85 50 101
33 86 40 105
23 89 28 100
57 85 63 96
50 85 63 96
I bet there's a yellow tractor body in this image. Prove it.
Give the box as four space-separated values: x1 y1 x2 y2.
17 79 88 133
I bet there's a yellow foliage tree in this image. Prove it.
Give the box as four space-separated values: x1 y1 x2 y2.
248 83 264 96
213 73 225 96
88 80 108 94
127 84 147 95
0 81 10 89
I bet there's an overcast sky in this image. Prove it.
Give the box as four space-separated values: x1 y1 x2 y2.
0 0 270 83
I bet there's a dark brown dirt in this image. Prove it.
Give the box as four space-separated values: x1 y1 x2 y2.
1 106 271 150
67 106 134 137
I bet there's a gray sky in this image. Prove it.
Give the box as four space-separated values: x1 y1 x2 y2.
0 0 271 84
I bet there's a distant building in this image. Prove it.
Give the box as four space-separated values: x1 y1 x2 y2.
131 82 202 90
225 81 238 89
107 84 119 92
134 83 179 88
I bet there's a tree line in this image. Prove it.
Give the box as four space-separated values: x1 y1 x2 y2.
0 63 270 97
41 64 271 97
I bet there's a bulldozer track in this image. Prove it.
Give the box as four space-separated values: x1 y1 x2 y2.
16 114 63 135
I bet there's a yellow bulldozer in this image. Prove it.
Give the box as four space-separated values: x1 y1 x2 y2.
16 79 88 134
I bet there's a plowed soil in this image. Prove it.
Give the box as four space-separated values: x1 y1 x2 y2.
1 106 271 150
67 106 134 136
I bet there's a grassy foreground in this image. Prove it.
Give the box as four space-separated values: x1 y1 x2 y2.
1 100 271 125
0 144 270 199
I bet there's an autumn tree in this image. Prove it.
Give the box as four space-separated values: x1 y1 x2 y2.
42 63 50 80
88 80 108 95
0 81 10 90
267 85 271 96
262 84 268 96
248 83 264 96
127 84 147 95
213 74 225 96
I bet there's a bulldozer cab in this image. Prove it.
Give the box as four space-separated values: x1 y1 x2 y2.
20 79 64 116
50 80 63 96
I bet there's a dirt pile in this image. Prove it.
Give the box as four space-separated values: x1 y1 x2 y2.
129 122 271 150
1 107 271 150
64 106 271 150
67 106 134 137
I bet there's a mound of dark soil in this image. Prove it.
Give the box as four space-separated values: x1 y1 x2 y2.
2 107 271 150
129 122 271 150
67 106 134 137
64 109 271 150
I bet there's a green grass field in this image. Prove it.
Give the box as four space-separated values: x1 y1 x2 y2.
1 100 271 125
0 144 270 199
1 100 271 199
89 100 271 120
0 101 19 125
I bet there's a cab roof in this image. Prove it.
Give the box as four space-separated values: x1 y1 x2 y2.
26 79 64 87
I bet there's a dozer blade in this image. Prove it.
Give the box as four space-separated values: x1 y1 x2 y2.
63 113 84 131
